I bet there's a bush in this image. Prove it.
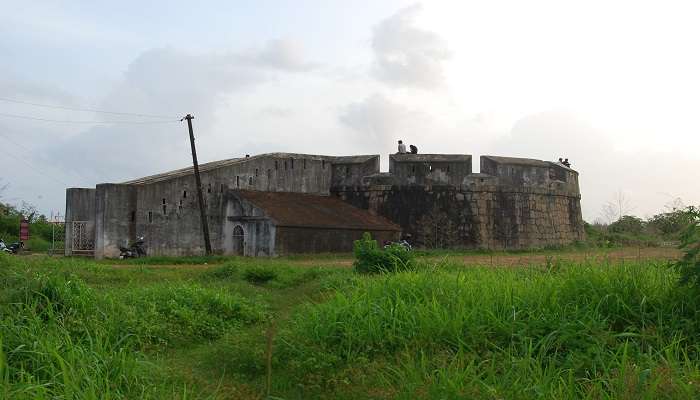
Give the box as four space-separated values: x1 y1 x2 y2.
353 232 414 274
675 208 700 286
243 266 278 284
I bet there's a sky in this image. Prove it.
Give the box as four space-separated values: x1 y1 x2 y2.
1 0 699 222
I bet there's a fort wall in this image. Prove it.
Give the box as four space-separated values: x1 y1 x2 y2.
65 152 585 257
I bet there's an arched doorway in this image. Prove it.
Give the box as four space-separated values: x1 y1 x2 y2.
232 225 245 256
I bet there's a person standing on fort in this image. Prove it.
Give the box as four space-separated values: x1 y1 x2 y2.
398 140 407 154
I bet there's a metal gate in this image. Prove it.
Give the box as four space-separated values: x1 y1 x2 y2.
71 221 95 254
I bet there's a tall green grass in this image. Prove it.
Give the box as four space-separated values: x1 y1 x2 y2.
279 261 700 398
0 254 265 399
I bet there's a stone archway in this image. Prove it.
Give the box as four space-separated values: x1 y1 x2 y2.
232 225 245 256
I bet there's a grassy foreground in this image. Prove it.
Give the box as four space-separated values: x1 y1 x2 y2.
1 252 698 399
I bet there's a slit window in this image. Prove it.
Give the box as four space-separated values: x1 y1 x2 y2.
255 168 259 177
179 200 183 211
275 160 278 170
322 160 326 169
183 190 187 198
284 161 288 170
236 176 240 188
303 159 306 169
148 211 153 223
290 158 294 169
220 184 224 193
207 183 211 193
130 211 135 222
162 204 167 214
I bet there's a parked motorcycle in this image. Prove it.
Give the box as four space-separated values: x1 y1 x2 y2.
0 239 23 254
119 236 146 259
383 239 412 251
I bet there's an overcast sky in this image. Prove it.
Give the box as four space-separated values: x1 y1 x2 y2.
1 0 698 221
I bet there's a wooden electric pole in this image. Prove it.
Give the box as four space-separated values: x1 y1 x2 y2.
183 114 212 255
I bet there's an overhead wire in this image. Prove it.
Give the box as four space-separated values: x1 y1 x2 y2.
0 97 177 119
0 112 180 124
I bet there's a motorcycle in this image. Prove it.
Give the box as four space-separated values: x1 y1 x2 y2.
0 239 23 254
383 239 412 251
119 236 146 259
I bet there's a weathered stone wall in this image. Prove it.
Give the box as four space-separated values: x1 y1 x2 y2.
334 185 584 250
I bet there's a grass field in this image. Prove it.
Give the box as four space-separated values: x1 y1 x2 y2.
1 247 697 399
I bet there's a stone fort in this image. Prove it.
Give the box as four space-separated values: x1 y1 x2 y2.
65 152 585 258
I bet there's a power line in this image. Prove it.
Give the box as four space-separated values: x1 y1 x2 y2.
0 97 177 119
0 112 180 124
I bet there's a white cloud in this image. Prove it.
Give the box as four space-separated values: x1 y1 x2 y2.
371 4 450 89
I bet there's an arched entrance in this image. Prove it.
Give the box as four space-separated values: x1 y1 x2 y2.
232 225 245 256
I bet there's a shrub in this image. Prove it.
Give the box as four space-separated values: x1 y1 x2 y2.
353 232 414 274
244 266 278 284
675 208 700 286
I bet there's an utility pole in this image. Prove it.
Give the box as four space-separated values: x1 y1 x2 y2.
183 114 212 255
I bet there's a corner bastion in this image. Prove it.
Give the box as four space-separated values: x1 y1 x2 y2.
333 154 585 250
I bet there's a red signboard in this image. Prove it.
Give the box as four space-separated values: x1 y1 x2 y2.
19 219 30 241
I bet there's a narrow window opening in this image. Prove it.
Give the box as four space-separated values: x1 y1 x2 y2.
162 198 166 204
322 160 326 169
447 165 450 173
162 204 167 214
207 183 211 193
412 165 416 173
130 211 135 222
290 158 294 169
248 177 253 185
303 159 306 169
255 168 259 177
220 183 224 193
236 176 240 188
284 161 288 170
148 211 153 223
183 190 187 198
179 200 183 211
275 160 278 170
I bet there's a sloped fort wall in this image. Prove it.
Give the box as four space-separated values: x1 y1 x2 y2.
65 152 584 257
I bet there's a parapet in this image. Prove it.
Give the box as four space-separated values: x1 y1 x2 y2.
389 154 472 186
480 155 579 194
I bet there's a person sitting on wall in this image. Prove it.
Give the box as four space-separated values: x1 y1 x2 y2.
563 158 571 167
558 157 564 164
409 144 418 154
398 140 407 154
